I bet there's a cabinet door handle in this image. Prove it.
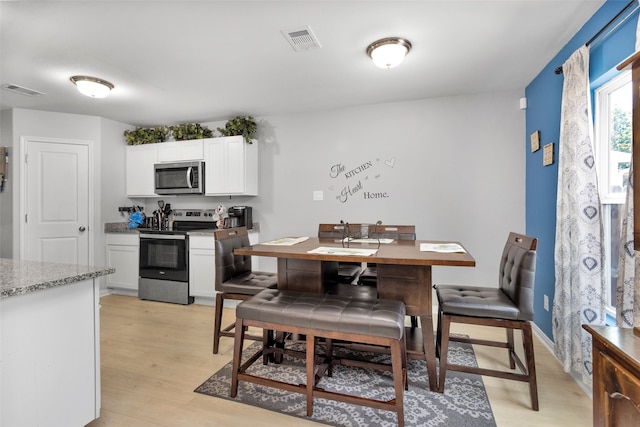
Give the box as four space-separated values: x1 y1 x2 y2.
79 226 86 232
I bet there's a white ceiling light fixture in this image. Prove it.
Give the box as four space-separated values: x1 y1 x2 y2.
366 37 412 69
69 75 114 98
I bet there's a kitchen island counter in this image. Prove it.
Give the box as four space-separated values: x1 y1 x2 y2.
0 258 114 298
1 258 112 426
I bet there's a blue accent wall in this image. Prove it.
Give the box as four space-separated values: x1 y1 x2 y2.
525 0 637 340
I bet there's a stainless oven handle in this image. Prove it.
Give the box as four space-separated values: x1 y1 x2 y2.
187 167 193 189
140 233 186 240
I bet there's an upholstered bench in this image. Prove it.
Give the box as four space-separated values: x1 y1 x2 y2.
230 289 407 426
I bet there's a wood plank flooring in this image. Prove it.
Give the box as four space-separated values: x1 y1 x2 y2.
87 294 592 426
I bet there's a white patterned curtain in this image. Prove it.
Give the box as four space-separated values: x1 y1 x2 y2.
616 18 640 328
552 45 607 385
617 162 639 327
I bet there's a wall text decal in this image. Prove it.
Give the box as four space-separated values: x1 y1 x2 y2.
329 157 396 203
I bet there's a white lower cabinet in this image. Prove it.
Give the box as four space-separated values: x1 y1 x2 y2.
189 234 216 298
105 233 140 291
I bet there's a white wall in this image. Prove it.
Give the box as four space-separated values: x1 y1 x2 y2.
97 117 135 287
100 118 133 224
248 91 526 285
3 109 95 259
0 109 129 272
0 110 13 258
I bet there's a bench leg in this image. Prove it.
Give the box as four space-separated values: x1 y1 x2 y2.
306 334 317 417
402 333 408 391
390 339 405 427
230 318 246 398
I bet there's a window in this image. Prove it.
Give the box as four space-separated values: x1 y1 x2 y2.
594 70 632 317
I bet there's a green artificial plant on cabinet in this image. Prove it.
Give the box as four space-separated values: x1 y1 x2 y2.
217 116 257 144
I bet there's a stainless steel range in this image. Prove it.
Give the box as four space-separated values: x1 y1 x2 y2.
138 208 217 305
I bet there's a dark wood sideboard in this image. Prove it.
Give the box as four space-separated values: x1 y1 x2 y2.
583 325 640 426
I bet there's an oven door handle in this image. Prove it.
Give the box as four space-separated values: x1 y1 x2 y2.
140 233 186 240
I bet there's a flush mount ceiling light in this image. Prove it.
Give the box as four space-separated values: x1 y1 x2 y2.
366 37 412 69
69 75 114 98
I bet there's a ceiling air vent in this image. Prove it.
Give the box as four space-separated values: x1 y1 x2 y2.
281 26 322 51
2 83 45 96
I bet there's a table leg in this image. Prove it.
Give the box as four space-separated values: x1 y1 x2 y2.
377 264 439 392
420 314 438 392
276 258 337 293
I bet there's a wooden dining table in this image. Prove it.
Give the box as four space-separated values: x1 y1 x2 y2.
234 236 476 392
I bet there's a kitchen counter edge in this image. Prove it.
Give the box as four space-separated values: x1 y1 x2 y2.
104 222 259 234
0 258 114 299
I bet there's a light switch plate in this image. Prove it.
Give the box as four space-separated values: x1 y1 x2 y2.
313 190 323 201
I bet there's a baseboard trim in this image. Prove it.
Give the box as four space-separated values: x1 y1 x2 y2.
531 322 592 398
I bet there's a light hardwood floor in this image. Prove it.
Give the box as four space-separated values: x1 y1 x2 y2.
87 294 592 427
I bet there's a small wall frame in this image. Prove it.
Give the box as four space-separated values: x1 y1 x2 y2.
530 130 540 152
543 142 554 166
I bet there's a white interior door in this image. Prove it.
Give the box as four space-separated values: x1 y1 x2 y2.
24 139 90 265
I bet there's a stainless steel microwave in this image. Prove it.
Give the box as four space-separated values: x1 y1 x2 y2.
154 161 205 195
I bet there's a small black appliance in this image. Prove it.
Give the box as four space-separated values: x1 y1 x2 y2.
227 206 253 229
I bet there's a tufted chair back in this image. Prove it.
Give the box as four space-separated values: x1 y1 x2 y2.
318 223 362 239
498 233 537 321
214 227 252 291
369 225 416 241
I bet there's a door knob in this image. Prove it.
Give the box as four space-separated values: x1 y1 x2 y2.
79 226 86 232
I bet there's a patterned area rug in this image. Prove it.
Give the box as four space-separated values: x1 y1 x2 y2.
195 340 496 427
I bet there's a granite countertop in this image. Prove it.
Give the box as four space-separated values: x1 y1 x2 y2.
0 258 114 299
104 222 137 233
104 222 259 234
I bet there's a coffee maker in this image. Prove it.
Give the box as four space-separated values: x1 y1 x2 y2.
226 206 253 229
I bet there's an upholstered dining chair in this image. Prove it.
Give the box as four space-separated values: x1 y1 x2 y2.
434 232 539 410
317 223 363 284
357 224 417 286
212 227 277 354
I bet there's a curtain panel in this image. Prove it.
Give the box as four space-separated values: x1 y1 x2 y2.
552 46 607 385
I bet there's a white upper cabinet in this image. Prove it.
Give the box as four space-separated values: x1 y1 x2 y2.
125 136 257 198
204 136 258 196
157 140 204 162
126 144 158 197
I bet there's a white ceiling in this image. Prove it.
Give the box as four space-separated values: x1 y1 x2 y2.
0 1 604 128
